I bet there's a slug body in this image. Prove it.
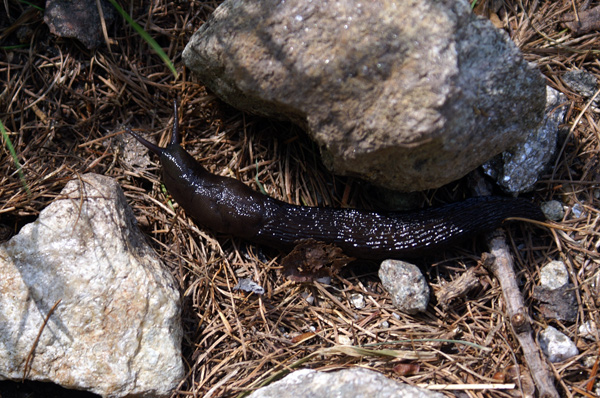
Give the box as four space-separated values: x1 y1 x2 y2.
128 106 544 259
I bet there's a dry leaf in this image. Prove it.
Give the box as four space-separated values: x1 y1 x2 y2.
561 6 600 35
282 239 354 282
393 362 420 376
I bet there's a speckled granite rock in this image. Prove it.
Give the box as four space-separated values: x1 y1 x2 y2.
246 368 443 398
483 86 566 193
183 0 546 191
0 174 183 397
539 326 578 363
540 260 569 290
378 260 430 314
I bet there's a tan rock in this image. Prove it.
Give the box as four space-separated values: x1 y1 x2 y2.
0 174 183 397
183 0 546 191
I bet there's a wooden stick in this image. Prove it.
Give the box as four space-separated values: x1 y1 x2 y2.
485 232 560 398
22 299 62 381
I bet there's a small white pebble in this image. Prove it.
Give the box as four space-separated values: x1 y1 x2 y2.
338 335 352 345
349 293 366 309
579 320 598 341
539 260 569 290
301 292 315 305
582 355 598 368
539 326 579 363
572 203 585 218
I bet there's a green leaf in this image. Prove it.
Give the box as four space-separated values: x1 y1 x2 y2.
0 120 31 195
107 0 178 79
19 1 44 11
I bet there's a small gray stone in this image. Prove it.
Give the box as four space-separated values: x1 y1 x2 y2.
183 0 545 192
378 260 429 314
533 284 577 322
539 326 579 363
582 355 598 369
579 321 598 341
540 260 569 290
234 278 265 295
562 69 599 99
349 293 366 309
571 203 585 218
246 368 444 398
44 0 116 49
535 261 575 322
541 200 565 221
301 291 315 305
0 174 183 397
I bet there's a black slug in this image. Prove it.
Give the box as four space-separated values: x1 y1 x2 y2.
127 104 544 259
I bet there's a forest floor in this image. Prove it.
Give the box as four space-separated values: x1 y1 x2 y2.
1 1 599 397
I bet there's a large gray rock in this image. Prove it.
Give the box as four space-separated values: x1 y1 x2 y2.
247 368 443 398
183 0 546 191
0 174 183 397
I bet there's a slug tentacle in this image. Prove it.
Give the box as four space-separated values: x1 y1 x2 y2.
127 102 544 259
126 127 165 156
171 100 180 146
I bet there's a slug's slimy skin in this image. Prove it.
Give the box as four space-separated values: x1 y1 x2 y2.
127 103 544 259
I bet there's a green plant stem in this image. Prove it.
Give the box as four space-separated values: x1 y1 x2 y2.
107 0 178 79
0 120 31 195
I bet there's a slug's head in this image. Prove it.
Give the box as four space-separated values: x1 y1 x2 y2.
125 100 182 157
125 100 205 184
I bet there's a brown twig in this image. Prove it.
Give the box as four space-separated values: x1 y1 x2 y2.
22 299 62 381
485 234 560 398
470 164 560 397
